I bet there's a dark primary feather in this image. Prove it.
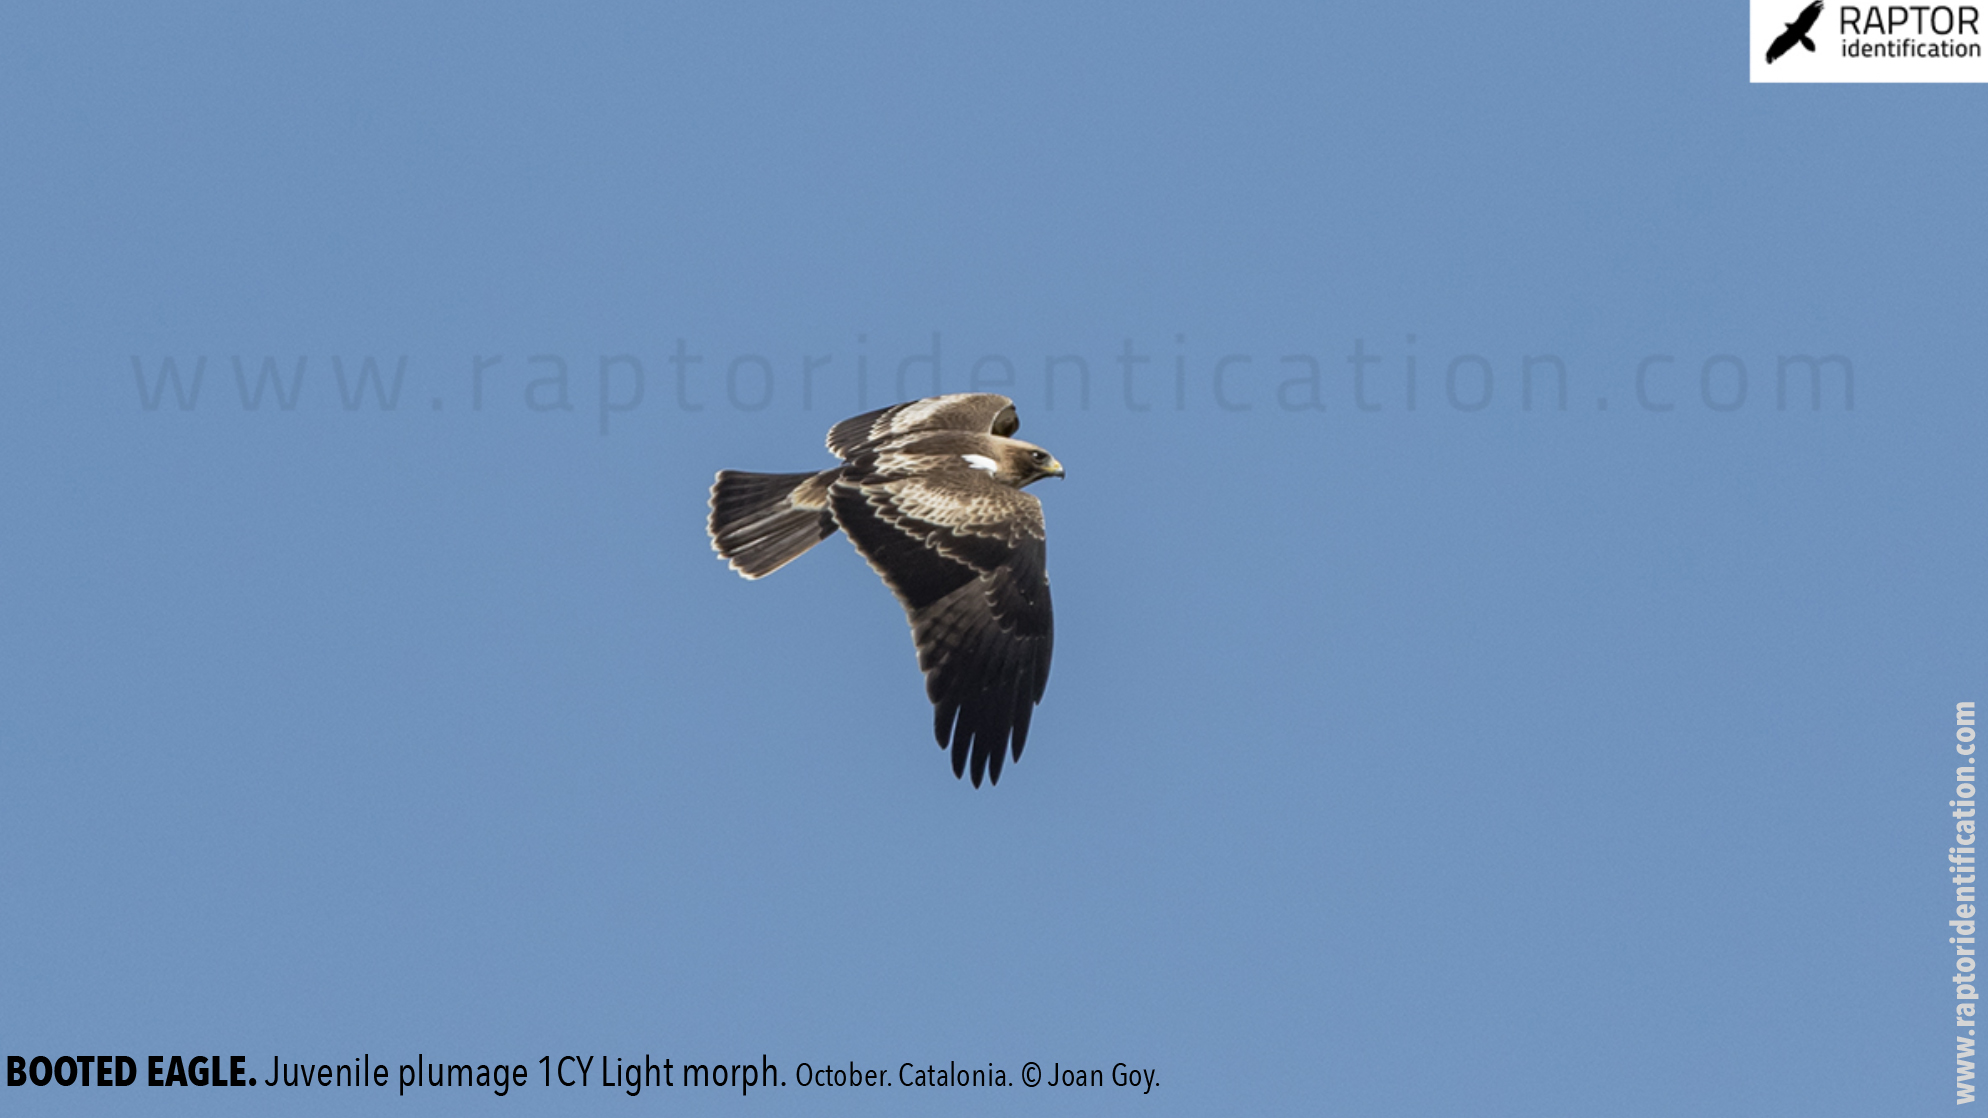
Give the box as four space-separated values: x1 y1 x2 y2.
829 453 1053 787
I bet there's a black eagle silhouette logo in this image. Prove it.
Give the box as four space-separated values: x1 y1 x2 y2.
1766 2 1824 63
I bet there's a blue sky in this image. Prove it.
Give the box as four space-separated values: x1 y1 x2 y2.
1 3 1980 1115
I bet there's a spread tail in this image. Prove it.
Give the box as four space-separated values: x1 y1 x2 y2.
708 469 840 579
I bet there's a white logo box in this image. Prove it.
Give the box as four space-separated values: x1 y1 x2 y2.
1751 1 1988 82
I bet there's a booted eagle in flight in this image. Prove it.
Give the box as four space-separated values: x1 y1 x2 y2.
708 394 1064 786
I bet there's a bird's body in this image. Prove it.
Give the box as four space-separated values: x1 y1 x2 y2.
708 394 1064 786
1766 1 1823 63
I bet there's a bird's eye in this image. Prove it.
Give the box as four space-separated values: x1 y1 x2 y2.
1031 450 1048 463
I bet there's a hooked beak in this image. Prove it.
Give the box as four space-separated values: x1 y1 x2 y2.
1046 457 1066 479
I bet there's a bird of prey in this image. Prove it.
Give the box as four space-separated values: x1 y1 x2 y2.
708 393 1065 787
1766 1 1823 63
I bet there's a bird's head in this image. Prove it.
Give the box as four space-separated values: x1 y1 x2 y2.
992 437 1065 488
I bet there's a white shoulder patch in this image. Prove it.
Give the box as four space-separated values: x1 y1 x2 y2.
961 453 999 474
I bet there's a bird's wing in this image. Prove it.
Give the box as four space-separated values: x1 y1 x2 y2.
826 394 1020 459
1766 27 1799 61
1796 1 1823 32
830 466 1052 786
